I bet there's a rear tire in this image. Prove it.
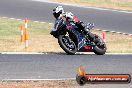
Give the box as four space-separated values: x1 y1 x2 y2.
58 35 77 55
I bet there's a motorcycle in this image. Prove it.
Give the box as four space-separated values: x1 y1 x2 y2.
50 17 107 55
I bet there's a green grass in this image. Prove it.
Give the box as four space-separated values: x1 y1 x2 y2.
0 18 19 37
0 18 51 37
0 17 56 52
0 18 49 38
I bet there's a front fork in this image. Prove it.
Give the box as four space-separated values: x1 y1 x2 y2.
85 32 104 47
86 32 96 41
85 32 96 46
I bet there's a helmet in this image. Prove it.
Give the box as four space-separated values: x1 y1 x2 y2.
53 6 64 19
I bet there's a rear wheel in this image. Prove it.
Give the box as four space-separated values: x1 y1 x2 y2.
58 35 77 55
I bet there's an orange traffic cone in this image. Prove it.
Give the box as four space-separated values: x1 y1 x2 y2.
102 32 106 42
24 29 28 49
20 25 24 42
24 18 28 49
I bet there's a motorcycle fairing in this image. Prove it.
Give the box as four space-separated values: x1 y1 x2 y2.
67 24 86 50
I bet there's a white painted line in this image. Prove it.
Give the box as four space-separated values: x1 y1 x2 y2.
40 22 46 24
17 19 22 21
106 53 132 55
2 17 8 18
0 52 132 55
49 23 53 25
1 52 44 54
32 0 132 14
34 21 39 23
111 31 116 33
116 32 122 34
10 18 15 20
76 52 94 55
77 52 132 55
95 29 101 31
94 29 132 36
102 30 109 32
2 78 75 81
122 33 127 35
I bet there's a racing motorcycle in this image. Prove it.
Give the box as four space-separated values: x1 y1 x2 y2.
50 17 107 55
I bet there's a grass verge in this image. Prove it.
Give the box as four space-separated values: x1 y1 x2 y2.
51 0 132 11
0 17 63 52
0 17 132 53
0 80 77 88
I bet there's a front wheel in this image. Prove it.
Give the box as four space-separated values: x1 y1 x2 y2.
93 36 107 55
58 35 77 55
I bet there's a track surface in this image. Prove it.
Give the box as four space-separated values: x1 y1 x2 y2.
0 54 132 79
0 0 132 33
0 53 132 88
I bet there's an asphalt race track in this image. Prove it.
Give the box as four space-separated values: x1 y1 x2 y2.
0 53 132 88
0 0 132 33
0 53 132 79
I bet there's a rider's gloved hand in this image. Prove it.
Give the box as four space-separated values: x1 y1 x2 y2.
76 21 87 33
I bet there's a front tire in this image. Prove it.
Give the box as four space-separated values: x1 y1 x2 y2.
93 44 106 55
93 36 107 55
58 35 77 55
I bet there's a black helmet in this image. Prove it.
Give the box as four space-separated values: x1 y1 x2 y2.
53 6 64 19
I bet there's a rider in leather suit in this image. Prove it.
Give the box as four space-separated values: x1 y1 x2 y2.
51 6 95 41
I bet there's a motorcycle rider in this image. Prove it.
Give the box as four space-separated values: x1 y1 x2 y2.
51 6 95 41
